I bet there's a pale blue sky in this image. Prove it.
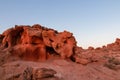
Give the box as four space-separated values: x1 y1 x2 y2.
0 0 120 48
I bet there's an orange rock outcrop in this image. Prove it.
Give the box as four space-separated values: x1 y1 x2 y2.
0 24 76 61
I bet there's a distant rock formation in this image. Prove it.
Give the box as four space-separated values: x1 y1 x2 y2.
73 38 120 64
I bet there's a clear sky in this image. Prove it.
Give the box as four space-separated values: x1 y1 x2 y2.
0 0 120 48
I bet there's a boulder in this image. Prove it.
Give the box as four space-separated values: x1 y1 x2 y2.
32 68 56 79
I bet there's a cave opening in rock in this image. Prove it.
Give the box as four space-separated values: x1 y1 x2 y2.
46 46 57 55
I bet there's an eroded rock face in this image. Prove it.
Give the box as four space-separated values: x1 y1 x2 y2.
1 24 120 66
73 38 120 65
0 34 4 47
0 24 76 61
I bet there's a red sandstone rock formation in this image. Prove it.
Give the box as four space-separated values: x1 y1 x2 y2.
73 38 120 65
0 24 120 80
1 24 120 65
0 24 76 61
